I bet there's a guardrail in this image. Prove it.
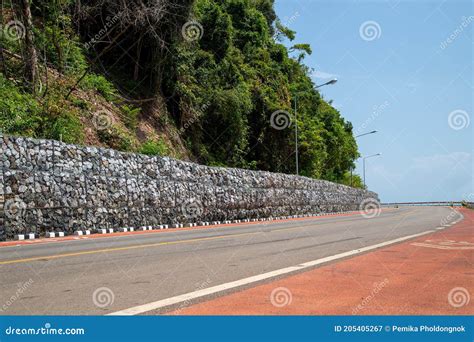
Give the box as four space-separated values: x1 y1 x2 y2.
382 201 473 207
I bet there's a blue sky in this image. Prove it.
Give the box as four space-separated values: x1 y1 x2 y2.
275 0 473 202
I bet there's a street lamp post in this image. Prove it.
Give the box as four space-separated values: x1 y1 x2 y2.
314 78 338 89
295 95 299 175
351 130 378 186
356 130 378 138
294 78 337 175
363 153 381 188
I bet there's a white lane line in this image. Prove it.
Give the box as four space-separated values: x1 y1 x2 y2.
109 229 435 316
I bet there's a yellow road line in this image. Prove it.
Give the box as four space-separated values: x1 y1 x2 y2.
0 231 262 266
0 208 404 266
0 219 336 266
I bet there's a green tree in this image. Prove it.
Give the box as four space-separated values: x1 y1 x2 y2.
1 0 361 185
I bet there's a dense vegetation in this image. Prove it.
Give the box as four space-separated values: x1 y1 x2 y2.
0 0 363 187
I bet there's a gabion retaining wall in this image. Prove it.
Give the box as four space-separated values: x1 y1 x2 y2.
0 135 379 241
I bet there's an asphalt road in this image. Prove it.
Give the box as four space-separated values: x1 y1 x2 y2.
0 206 460 315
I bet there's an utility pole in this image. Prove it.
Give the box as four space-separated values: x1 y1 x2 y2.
351 130 378 186
294 78 337 175
363 153 381 188
295 96 298 175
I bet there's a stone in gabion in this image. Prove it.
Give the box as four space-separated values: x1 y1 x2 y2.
0 135 379 240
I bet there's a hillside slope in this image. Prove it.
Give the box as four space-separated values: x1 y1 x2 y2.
0 0 364 188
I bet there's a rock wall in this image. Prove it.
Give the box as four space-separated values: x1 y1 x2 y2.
0 135 379 240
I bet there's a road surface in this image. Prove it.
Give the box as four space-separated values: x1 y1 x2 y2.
0 206 462 315
172 208 472 315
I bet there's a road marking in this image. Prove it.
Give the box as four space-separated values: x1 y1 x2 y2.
0 208 402 249
411 239 474 250
108 229 436 315
0 231 262 265
411 243 474 250
0 213 388 265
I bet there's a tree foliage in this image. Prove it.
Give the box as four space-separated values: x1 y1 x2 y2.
0 0 362 187
169 0 359 181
